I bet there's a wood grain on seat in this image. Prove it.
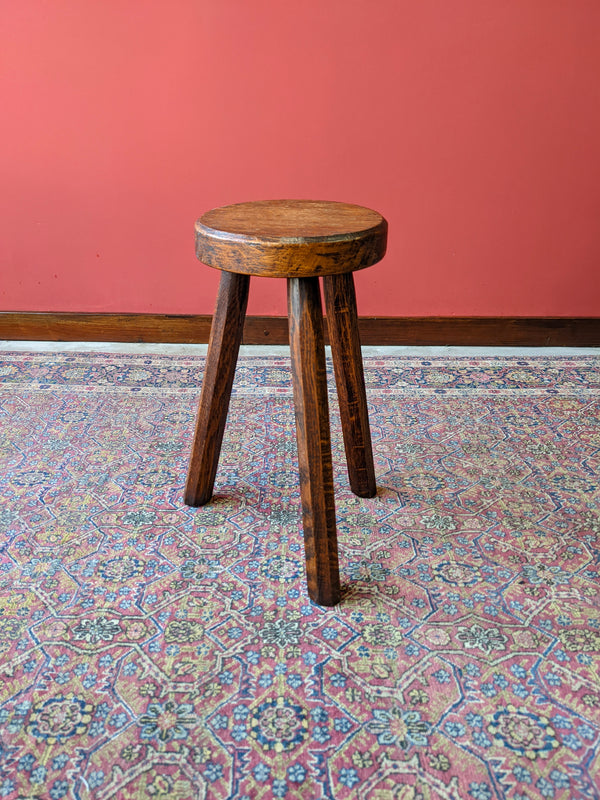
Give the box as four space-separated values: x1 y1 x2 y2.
195 199 387 278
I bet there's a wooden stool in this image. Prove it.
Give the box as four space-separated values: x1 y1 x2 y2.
184 200 388 606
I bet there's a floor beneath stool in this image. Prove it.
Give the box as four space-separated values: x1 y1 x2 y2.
0 343 599 798
1 340 598 356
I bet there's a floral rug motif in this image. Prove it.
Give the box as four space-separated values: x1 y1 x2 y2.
0 352 600 799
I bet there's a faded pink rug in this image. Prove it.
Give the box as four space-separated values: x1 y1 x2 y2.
0 352 599 799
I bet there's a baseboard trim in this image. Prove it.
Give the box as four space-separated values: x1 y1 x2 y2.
1 313 599 347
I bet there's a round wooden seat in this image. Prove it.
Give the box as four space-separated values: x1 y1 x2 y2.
185 199 388 606
195 199 387 277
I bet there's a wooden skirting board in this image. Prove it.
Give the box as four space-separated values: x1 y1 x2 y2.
0 313 599 347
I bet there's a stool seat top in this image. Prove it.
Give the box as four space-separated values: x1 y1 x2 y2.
195 199 387 278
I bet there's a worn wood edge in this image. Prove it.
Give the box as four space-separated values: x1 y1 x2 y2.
195 231 387 277
0 313 599 346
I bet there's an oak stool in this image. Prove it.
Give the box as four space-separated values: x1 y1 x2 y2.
184 200 388 606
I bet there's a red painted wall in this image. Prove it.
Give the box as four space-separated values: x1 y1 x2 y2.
2 1 600 317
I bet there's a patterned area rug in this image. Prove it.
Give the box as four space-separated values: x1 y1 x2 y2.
1 351 600 800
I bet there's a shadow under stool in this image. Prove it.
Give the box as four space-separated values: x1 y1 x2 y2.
184 199 388 606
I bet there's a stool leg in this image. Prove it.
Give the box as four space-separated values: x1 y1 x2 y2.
323 272 376 498
184 271 250 507
288 277 341 607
